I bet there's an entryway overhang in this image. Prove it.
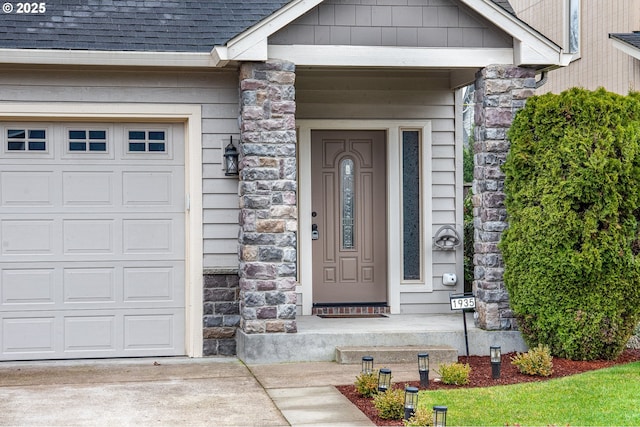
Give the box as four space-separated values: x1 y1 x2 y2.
211 0 572 71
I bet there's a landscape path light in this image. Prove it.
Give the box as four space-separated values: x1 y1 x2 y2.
418 353 429 388
403 386 419 421
433 405 448 427
490 346 501 379
361 356 374 374
377 368 392 393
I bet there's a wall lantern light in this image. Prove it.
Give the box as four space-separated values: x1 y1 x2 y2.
378 368 392 393
361 356 374 375
490 346 502 379
404 386 419 421
418 353 429 388
433 405 448 427
223 136 239 176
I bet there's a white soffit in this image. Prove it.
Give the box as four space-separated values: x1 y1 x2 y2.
214 0 572 68
611 38 640 61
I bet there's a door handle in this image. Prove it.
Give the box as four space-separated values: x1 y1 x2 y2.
312 224 319 240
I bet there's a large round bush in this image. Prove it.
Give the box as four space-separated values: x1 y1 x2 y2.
501 88 640 360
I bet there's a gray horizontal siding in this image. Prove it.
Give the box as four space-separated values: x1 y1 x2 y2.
270 0 512 48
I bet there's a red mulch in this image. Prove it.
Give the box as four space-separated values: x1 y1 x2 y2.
336 349 640 426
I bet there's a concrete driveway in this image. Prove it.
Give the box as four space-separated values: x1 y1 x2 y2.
0 357 287 426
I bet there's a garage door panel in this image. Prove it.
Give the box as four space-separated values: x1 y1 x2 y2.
64 316 116 352
124 314 178 350
63 219 115 254
63 171 114 206
0 122 186 361
63 268 115 303
3 316 56 354
123 266 180 303
2 268 56 305
1 220 55 255
123 171 174 206
1 171 55 206
1 165 183 214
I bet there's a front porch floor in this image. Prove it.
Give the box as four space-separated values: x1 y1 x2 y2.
236 313 527 364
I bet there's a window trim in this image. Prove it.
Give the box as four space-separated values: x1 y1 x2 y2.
1 125 52 158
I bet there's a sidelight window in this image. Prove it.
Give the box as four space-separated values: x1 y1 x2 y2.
402 130 422 281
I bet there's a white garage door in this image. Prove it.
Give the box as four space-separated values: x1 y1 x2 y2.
0 122 185 360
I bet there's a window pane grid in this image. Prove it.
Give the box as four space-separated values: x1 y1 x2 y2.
68 129 107 152
127 130 166 153
7 128 47 152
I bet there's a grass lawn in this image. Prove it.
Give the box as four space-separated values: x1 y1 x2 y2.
416 362 640 426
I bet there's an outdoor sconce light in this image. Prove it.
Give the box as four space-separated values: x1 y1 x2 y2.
361 356 374 375
403 386 419 421
490 346 502 379
377 368 392 393
418 353 429 388
223 136 239 176
433 405 448 427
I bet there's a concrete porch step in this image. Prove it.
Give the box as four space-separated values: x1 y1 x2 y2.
335 345 458 365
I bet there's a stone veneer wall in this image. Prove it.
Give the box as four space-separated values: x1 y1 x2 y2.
473 64 536 330
237 59 298 334
203 270 240 356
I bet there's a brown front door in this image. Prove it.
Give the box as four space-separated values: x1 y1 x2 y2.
311 130 387 304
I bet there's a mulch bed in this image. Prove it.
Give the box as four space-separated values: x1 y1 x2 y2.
336 349 640 426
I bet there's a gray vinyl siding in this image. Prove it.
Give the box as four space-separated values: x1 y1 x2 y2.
0 68 240 269
296 69 461 314
270 0 512 48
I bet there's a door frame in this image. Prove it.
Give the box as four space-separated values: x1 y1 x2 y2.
298 120 433 315
0 102 204 357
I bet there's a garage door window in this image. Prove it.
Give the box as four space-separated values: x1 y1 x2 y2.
7 129 47 151
128 130 166 153
68 130 107 152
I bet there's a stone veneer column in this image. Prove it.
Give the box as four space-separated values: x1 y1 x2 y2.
238 60 298 334
473 64 536 330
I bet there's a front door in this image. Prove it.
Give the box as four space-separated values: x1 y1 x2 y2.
311 130 387 304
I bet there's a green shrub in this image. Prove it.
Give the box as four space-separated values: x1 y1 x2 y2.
354 371 378 398
511 344 554 377
373 388 405 420
501 88 640 360
404 406 433 426
437 362 471 385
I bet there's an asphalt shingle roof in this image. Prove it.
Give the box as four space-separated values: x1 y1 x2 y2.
610 32 640 50
0 0 515 52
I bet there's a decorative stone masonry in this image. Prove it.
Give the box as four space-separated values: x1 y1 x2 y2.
238 60 298 334
203 269 240 356
473 64 536 330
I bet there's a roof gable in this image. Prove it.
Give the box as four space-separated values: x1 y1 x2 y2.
269 0 513 49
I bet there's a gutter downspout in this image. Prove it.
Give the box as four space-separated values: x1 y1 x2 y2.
535 70 548 89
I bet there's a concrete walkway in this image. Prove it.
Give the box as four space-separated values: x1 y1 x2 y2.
0 357 422 426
